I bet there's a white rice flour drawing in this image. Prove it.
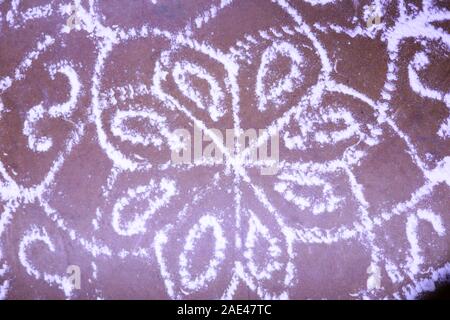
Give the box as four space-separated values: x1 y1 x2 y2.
0 0 449 299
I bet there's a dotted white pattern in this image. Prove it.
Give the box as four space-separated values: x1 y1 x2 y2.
0 0 449 299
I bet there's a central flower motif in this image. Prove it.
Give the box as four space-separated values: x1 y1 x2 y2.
89 1 386 300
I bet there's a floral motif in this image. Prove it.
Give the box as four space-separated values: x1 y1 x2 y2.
0 0 449 300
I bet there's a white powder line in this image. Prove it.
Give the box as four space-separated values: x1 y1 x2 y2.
377 3 450 174
18 225 76 298
179 215 227 292
0 0 448 300
400 262 450 299
0 280 9 300
220 271 240 300
407 51 450 138
111 178 176 236
378 180 438 224
0 34 55 93
154 226 177 299
39 199 112 258
23 61 82 153
406 209 446 277
183 0 234 34
102 83 151 106
6 1 54 30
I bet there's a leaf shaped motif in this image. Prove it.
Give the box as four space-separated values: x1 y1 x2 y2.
240 211 294 299
172 60 226 122
111 178 176 236
110 108 174 149
178 215 227 292
256 41 304 112
274 167 343 215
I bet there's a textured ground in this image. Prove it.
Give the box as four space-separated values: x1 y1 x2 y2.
0 0 449 300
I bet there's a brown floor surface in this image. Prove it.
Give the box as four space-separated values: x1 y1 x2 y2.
0 0 449 299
